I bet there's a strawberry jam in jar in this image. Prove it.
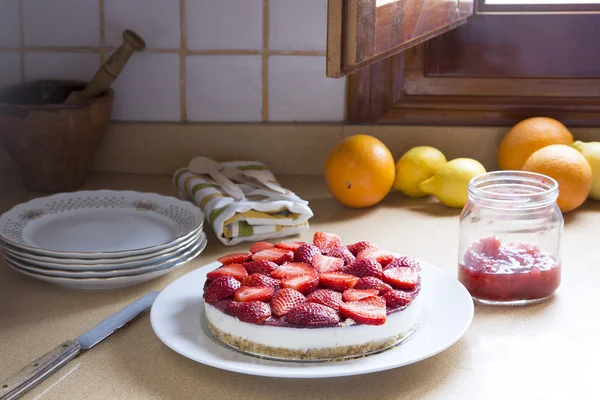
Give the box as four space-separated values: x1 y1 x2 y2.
458 171 563 305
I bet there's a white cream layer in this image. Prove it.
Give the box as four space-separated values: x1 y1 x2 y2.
205 294 421 351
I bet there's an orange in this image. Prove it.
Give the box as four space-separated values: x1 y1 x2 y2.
522 144 592 213
324 134 395 208
498 117 574 170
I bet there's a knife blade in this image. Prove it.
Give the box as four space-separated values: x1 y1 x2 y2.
0 291 159 400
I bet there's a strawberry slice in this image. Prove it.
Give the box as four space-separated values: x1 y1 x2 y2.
343 258 383 279
235 301 272 324
382 266 420 291
313 231 341 253
294 244 321 264
285 302 340 327
311 253 344 273
242 273 281 289
203 276 241 304
234 286 275 302
217 252 253 265
224 300 242 317
306 289 343 311
339 296 387 325
271 262 316 279
385 256 421 271
270 288 306 317
357 248 395 267
353 276 393 294
243 260 279 275
249 241 275 254
318 272 359 291
383 290 416 308
252 248 294 264
281 273 319 295
346 241 377 256
326 246 356 266
275 241 307 251
342 288 379 302
206 264 248 282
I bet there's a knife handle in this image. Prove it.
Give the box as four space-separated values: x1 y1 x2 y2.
0 340 81 400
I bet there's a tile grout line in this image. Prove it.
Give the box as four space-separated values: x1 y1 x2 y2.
98 0 105 63
179 0 187 122
262 0 269 122
17 0 25 82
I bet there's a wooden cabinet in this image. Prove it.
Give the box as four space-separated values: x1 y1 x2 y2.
326 0 474 78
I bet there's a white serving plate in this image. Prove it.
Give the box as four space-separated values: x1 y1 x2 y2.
3 239 206 290
0 190 204 258
150 260 474 378
3 235 206 278
2 231 205 271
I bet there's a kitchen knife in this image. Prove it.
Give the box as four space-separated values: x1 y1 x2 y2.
0 291 159 400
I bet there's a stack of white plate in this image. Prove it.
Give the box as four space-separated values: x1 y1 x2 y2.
0 190 206 289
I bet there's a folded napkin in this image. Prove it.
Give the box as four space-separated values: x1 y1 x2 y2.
173 160 313 246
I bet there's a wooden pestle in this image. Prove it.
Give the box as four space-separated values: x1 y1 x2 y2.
64 30 146 105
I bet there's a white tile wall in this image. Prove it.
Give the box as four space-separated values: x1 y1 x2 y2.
0 0 20 47
22 0 99 47
268 56 345 121
0 53 21 86
186 55 262 121
24 52 100 82
111 53 180 121
269 0 327 51
104 0 181 49
186 0 263 50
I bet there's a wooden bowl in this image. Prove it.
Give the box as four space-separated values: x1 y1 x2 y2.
0 80 113 192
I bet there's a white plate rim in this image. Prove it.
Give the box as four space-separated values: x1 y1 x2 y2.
2 231 206 271
0 190 205 258
2 235 207 278
150 260 474 378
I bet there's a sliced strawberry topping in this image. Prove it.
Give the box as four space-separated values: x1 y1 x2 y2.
294 244 321 264
271 262 315 279
285 302 340 327
243 260 278 275
252 248 294 264
224 300 241 316
203 276 241 304
339 296 387 325
206 264 248 282
318 272 359 291
382 266 420 291
357 248 395 267
249 241 275 254
385 256 421 271
353 276 393 294
305 289 343 311
383 290 416 308
242 273 280 289
342 288 379 302
311 253 344 273
281 273 319 295
275 241 307 251
217 252 253 265
313 231 341 253
326 246 356 266
235 301 272 324
234 286 275 302
346 241 377 257
270 288 306 317
343 258 383 279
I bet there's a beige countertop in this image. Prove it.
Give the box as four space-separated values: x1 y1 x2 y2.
1 171 599 400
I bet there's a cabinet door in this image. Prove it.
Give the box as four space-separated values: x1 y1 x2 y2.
327 0 474 78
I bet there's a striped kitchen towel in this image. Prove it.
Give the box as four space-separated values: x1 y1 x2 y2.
173 161 313 246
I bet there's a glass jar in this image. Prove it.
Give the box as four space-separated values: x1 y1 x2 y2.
458 171 563 305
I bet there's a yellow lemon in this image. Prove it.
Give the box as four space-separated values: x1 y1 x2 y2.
393 146 447 197
572 141 600 201
419 158 486 208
